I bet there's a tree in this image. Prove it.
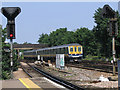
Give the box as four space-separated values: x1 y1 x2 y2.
1 25 18 79
23 42 32 44
49 28 68 46
38 28 74 46
38 33 49 45
74 27 96 56
116 11 120 58
93 8 112 58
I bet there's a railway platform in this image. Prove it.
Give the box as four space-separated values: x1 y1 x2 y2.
2 77 66 90
1 67 67 90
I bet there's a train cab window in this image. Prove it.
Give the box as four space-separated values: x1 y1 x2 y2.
78 47 81 52
70 47 73 52
74 47 77 52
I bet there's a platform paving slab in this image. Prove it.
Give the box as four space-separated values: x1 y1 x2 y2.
1 79 27 90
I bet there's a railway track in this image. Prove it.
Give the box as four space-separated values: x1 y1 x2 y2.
20 62 43 78
66 62 118 74
20 62 84 90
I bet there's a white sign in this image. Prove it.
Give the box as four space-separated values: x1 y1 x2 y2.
56 54 64 69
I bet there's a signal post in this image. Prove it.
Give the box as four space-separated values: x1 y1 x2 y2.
101 5 118 76
109 18 118 75
1 7 21 78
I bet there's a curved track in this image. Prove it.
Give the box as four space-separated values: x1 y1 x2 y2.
20 62 84 90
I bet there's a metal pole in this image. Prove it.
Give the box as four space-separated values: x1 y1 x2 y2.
10 39 13 79
118 60 120 89
112 36 116 76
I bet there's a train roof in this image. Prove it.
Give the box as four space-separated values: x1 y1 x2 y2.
23 43 81 53
23 49 37 53
37 43 81 51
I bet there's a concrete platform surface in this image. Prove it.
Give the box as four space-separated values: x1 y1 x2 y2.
2 79 26 89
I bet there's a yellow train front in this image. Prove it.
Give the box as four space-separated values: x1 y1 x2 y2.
68 44 83 62
23 43 83 62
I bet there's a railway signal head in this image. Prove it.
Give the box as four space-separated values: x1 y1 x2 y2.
101 4 118 37
1 7 21 39
108 19 118 36
101 4 117 18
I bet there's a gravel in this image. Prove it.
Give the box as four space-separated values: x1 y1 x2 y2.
37 64 118 89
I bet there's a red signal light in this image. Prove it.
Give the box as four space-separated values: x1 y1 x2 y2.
10 34 13 37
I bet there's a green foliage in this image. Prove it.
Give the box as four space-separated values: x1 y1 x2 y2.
37 7 120 59
23 42 32 44
93 8 120 58
1 26 19 79
93 8 112 58
83 55 100 61
2 71 11 80
38 28 76 46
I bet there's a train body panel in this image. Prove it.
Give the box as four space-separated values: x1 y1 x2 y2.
23 43 83 62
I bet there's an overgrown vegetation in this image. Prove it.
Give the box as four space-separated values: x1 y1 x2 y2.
38 8 120 59
0 26 19 80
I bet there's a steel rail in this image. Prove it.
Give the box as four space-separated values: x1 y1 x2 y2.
66 63 118 74
20 64 33 78
27 63 84 90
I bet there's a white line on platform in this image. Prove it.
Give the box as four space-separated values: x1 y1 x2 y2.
43 77 69 90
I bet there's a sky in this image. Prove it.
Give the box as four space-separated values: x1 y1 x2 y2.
0 1 118 44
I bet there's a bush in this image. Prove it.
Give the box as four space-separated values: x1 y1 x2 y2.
83 54 100 61
1 27 19 79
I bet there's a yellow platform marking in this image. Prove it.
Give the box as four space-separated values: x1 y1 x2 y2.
19 78 42 90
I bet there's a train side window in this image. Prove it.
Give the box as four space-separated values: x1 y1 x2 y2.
63 47 66 54
57 48 59 54
40 51 41 54
58 48 60 54
59 48 61 54
43 50 45 54
65 47 68 54
66 47 68 54
41 51 43 54
51 49 53 54
44 50 46 54
55 49 57 54
75 47 77 52
70 47 73 52
53 49 55 54
65 47 67 54
78 47 81 52
61 48 64 54
48 49 49 54
51 49 52 54
46 50 48 54
40 51 42 54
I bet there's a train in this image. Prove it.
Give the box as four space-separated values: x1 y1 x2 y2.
23 43 83 62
